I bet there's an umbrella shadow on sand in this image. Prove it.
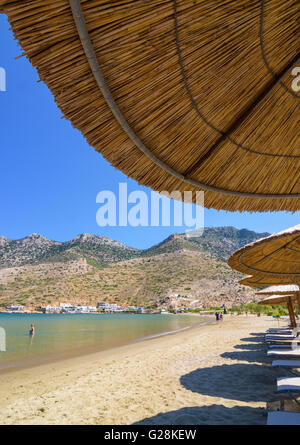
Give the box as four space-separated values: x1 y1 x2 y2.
133 404 265 425
134 327 274 425
221 350 269 364
222 330 269 364
233 342 266 351
179 363 276 403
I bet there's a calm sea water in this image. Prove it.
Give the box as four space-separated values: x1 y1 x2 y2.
0 313 209 371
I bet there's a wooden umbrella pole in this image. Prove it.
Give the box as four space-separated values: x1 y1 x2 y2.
296 290 300 318
287 296 297 328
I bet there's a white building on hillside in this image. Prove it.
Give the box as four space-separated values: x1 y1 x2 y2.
42 305 61 313
97 302 122 312
7 305 24 311
59 303 73 309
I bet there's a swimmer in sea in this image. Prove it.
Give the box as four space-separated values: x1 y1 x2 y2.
29 323 35 336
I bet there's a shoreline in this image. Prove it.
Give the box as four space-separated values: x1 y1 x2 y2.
0 317 217 386
0 315 280 424
0 315 214 375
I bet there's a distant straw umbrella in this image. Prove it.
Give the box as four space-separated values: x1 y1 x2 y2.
228 224 300 282
256 285 300 320
256 285 300 296
239 275 294 287
229 225 300 327
240 278 300 325
0 0 299 211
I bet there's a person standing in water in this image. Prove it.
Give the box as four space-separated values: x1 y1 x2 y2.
29 323 35 336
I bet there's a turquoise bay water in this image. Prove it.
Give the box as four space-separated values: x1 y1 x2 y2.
0 313 209 371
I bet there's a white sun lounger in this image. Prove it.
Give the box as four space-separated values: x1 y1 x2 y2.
268 344 294 349
268 341 298 346
265 335 296 341
266 332 296 337
267 328 292 333
272 360 300 368
266 331 293 336
268 327 291 330
267 411 300 425
268 349 300 357
276 377 300 393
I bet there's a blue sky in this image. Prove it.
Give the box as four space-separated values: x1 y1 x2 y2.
0 16 299 249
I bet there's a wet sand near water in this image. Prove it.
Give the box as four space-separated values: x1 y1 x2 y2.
0 315 280 424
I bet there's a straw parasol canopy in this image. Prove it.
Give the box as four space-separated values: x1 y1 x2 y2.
0 1 299 212
228 224 300 282
256 285 300 296
258 294 298 327
257 284 300 315
258 295 298 305
239 275 296 287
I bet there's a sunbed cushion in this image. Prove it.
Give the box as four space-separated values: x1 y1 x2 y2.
276 377 300 393
268 349 300 357
267 411 300 425
272 360 300 368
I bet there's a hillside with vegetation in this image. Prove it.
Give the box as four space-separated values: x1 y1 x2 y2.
0 227 269 309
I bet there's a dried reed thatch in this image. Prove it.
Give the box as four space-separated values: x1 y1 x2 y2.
0 0 299 211
257 285 300 318
258 295 298 305
239 275 295 287
258 293 298 328
256 284 300 295
228 224 300 282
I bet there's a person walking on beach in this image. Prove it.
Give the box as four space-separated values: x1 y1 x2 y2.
29 323 35 336
220 313 223 321
215 312 219 321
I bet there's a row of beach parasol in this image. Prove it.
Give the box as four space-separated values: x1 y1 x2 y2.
228 224 300 424
0 0 298 213
228 224 300 329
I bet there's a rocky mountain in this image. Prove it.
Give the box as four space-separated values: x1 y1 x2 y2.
0 234 60 267
0 227 270 309
0 233 139 268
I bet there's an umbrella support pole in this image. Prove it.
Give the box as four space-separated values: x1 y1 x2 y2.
296 292 300 318
287 297 297 329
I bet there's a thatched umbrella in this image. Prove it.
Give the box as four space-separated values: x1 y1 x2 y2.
239 275 294 287
256 284 300 316
258 294 298 327
228 224 300 281
256 285 300 296
258 295 298 305
229 225 300 327
0 0 299 212
239 277 300 322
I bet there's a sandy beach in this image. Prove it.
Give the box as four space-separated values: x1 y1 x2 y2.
0 315 283 425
